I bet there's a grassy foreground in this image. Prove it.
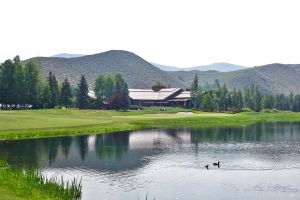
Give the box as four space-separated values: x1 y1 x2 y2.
0 159 81 200
1 108 300 140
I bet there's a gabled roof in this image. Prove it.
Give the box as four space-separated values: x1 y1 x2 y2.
174 91 191 99
129 88 182 101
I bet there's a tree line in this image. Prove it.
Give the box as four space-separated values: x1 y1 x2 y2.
0 56 130 110
190 75 300 112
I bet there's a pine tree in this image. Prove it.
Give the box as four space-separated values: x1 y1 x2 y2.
0 59 16 104
253 85 262 112
190 75 201 109
214 79 221 89
76 75 90 109
48 71 59 108
41 84 51 108
237 90 244 112
219 83 228 111
60 78 72 107
14 56 25 104
121 82 130 110
24 61 39 105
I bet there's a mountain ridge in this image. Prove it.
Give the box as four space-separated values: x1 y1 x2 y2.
26 50 185 89
152 62 247 72
24 50 300 94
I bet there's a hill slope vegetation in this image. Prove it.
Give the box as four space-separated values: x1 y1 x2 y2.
169 63 300 94
27 50 185 89
26 50 300 94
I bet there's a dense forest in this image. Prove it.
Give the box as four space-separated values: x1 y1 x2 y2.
0 56 130 110
190 75 300 112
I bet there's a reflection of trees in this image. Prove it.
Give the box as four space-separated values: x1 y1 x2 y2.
46 138 60 166
0 140 41 168
190 122 300 144
76 135 89 161
95 132 129 160
60 137 73 158
164 129 183 144
190 123 265 144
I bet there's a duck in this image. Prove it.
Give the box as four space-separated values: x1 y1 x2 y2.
213 161 220 168
204 164 209 170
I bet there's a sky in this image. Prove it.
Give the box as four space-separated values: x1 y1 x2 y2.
1 0 300 67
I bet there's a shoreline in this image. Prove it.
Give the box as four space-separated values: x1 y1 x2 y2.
1 108 300 140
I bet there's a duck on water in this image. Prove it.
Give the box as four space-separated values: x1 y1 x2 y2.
213 161 220 168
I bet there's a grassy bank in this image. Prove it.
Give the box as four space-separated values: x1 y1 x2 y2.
0 159 81 200
1 108 300 140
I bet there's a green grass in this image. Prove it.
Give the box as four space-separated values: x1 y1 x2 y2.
0 159 81 200
1 108 300 140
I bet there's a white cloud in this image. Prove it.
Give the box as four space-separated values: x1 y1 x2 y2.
1 0 300 67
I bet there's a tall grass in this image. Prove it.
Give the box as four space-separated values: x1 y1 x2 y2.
0 159 82 200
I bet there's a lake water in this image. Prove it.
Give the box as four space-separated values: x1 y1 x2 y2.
1 122 300 200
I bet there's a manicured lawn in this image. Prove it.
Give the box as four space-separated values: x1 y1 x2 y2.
1 108 300 140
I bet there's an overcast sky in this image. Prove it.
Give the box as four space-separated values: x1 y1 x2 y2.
1 0 300 67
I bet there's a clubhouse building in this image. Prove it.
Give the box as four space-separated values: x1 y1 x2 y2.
129 88 191 107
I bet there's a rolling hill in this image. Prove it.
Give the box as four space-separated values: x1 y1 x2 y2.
152 62 247 72
25 50 300 94
51 53 86 58
168 63 300 94
26 50 185 89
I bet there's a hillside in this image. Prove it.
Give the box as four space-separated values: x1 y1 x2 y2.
51 53 86 58
26 50 185 89
186 62 247 72
25 50 300 94
153 62 246 72
169 63 300 94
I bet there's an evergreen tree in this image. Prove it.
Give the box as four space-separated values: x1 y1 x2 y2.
0 59 16 104
253 85 262 112
288 92 294 111
76 75 90 109
190 75 201 109
60 78 72 107
14 56 25 104
293 95 300 112
214 79 221 89
41 84 51 108
24 61 40 105
218 83 228 111
243 87 252 109
48 71 59 108
121 82 130 110
190 75 199 109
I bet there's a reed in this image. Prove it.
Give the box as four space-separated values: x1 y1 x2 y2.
0 159 82 200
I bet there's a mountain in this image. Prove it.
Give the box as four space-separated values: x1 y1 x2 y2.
169 63 300 94
25 50 300 94
26 50 185 89
151 63 181 71
186 62 247 72
153 62 247 72
51 53 86 58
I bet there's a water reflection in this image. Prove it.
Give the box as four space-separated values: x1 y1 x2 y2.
95 133 129 161
1 122 300 170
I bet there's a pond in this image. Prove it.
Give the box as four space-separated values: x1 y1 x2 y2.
1 122 300 200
